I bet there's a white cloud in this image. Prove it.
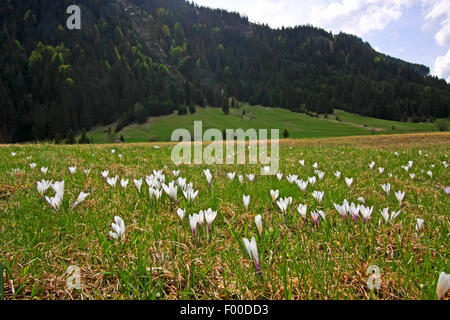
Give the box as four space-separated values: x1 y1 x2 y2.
191 0 311 28
432 48 450 82
423 0 450 46
309 0 417 37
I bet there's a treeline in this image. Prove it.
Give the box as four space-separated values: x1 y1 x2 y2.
0 0 449 142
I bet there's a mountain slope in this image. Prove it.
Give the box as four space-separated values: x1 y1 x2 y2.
1 0 449 143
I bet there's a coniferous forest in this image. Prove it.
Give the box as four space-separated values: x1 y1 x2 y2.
1 0 449 143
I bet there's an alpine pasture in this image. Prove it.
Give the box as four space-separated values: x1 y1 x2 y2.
1 133 449 300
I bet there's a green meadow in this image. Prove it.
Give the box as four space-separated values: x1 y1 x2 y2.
1 133 449 299
84 105 446 144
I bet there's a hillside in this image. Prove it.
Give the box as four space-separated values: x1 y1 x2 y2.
85 105 446 143
1 0 450 143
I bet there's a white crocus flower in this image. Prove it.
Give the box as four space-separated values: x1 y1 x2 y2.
358 197 365 204
227 172 236 180
349 203 360 223
381 183 391 196
410 173 415 179
334 171 341 179
29 163 36 169
109 216 125 240
297 204 307 219
111 149 115 154
277 197 291 213
72 192 89 210
134 178 143 193
312 162 318 169
312 190 324 205
203 169 212 187
37 179 51 195
176 177 186 189
177 208 185 220
198 210 205 227
51 181 65 198
270 189 279 202
308 176 316 185
243 236 261 276
380 207 401 223
120 179 129 189
427 171 433 178
334 202 348 219
296 180 308 192
172 170 180 177
204 208 217 231
276 173 283 180
255 215 263 235
45 194 63 212
360 205 373 223
395 191 406 206
408 161 413 168
83 169 91 176
378 167 384 174
188 214 199 241
11 152 16 157
106 176 119 188
41 167 48 174
402 165 409 172
162 182 178 202
183 188 199 203
286 174 298 184
243 195 250 210
101 170 109 179
416 218 424 231
68 166 76 174
238 175 244 183
316 171 325 181
369 161 375 169
153 188 162 201
345 177 353 188
299 160 305 167
436 272 450 300
246 174 255 182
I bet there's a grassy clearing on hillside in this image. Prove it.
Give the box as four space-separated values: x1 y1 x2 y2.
84 105 447 144
1 133 449 300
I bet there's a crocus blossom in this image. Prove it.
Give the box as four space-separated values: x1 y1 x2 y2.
109 216 125 240
203 169 212 187
381 183 391 196
312 190 324 205
255 215 263 235
380 207 401 223
189 213 199 240
72 192 89 210
134 178 143 193
297 204 307 219
416 218 424 231
204 208 217 231
270 189 279 202
243 195 250 210
395 191 406 206
436 272 450 300
243 237 261 277
177 208 185 220
345 177 353 188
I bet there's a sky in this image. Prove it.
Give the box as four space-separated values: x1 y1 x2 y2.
191 0 450 82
